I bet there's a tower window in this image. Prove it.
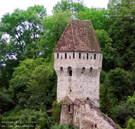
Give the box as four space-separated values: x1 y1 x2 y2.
70 87 72 92
65 53 67 59
87 53 89 59
57 53 59 58
73 52 75 59
79 53 81 59
94 54 96 60
90 67 93 73
60 67 63 75
81 67 85 74
95 124 97 128
68 67 72 76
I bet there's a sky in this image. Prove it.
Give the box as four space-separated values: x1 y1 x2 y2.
0 0 109 19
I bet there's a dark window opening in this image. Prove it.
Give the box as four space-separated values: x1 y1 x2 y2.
65 53 67 59
87 53 89 59
91 56 92 59
94 54 96 60
73 52 75 59
70 89 72 92
81 67 85 74
57 53 59 58
90 67 93 73
68 67 72 76
87 97 89 100
68 105 70 112
79 53 81 59
95 124 97 128
60 67 63 74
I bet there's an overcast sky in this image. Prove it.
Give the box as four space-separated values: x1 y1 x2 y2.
0 0 109 19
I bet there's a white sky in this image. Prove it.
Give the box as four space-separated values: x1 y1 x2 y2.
0 0 109 19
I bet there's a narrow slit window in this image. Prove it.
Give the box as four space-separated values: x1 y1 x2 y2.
90 67 93 73
57 53 59 59
65 53 67 59
95 124 97 128
73 52 75 59
94 54 96 60
79 53 81 59
68 67 72 76
87 53 89 59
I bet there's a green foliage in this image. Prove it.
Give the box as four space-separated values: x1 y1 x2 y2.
0 91 15 114
112 93 135 127
108 68 134 102
108 0 135 70
2 109 52 129
96 29 116 70
53 0 86 13
100 68 134 119
126 118 135 129
100 83 118 116
9 58 57 110
77 8 108 30
51 123 78 129
52 100 62 123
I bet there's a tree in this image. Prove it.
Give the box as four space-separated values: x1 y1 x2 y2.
112 93 135 127
108 0 135 70
95 29 116 71
107 68 134 102
9 58 57 110
36 11 72 59
0 5 47 89
0 91 15 114
0 6 46 60
126 118 135 129
53 0 86 13
77 8 108 30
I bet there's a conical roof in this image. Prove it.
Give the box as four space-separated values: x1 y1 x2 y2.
54 19 102 53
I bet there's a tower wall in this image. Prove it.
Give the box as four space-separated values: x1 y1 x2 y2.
54 52 102 107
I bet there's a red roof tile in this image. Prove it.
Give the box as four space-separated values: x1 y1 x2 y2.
54 20 102 53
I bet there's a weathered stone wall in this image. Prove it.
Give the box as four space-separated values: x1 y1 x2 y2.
60 99 118 129
73 102 116 129
54 52 102 107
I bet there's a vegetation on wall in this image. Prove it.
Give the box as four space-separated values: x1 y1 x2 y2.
0 0 135 128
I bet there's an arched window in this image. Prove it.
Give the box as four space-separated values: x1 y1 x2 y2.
81 67 85 74
68 67 72 76
60 67 63 75
90 67 93 73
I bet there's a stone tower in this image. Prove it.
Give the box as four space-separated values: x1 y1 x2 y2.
54 20 102 107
